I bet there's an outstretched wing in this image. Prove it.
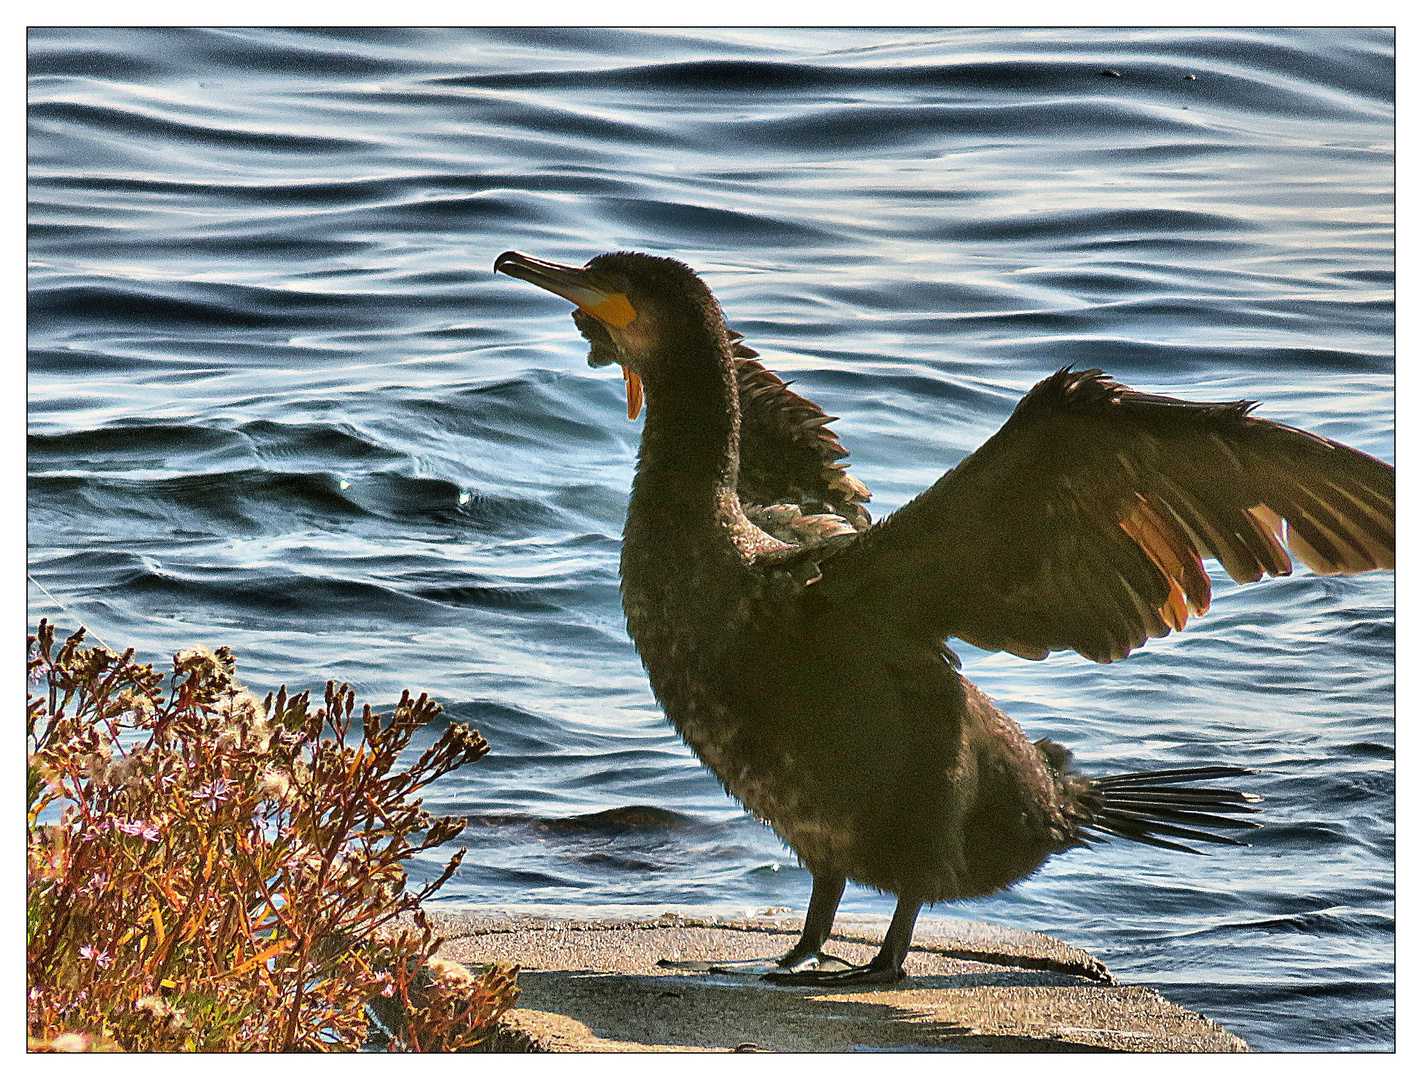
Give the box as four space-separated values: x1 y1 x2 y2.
574 309 871 532
812 368 1394 664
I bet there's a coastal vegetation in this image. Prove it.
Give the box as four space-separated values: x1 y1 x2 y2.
27 620 517 1051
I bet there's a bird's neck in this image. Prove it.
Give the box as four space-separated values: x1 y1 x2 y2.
629 338 741 527
621 331 756 654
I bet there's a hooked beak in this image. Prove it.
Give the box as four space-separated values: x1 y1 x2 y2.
494 251 643 419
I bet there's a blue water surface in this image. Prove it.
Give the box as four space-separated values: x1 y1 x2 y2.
27 27 1393 1052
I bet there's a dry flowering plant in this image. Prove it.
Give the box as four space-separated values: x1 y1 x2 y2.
27 619 519 1052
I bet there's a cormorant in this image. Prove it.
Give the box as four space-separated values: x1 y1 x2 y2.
492 250 1395 986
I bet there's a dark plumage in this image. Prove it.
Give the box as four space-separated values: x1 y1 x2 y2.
493 250 1395 985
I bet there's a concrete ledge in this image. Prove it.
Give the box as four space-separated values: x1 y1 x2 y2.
430 907 1247 1053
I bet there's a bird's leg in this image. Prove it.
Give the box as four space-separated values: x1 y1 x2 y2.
656 873 850 976
767 873 850 974
763 894 921 987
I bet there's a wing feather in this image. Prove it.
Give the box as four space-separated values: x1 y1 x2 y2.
811 368 1393 663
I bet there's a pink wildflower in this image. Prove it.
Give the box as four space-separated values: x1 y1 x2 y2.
194 778 230 811
78 945 113 969
112 818 161 842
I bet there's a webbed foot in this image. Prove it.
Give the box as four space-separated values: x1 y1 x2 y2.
762 957 906 987
657 952 854 977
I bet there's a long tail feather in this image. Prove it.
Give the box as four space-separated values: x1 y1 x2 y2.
1078 766 1263 854
1096 786 1260 806
1093 765 1259 786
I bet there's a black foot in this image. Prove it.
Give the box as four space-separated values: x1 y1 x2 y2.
657 953 854 977
762 959 907 988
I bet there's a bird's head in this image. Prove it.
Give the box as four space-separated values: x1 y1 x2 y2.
493 250 728 420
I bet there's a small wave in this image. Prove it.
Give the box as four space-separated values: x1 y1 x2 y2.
29 422 244 464
238 419 404 465
30 464 558 535
601 196 837 247
29 27 431 80
411 584 561 614
1341 742 1394 760
28 282 380 332
121 567 443 621
937 208 1252 244
724 100 1198 154
28 100 369 153
1221 910 1393 936
365 192 569 232
470 805 700 834
27 43 172 81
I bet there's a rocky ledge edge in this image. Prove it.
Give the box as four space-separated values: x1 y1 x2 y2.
427 906 1247 1053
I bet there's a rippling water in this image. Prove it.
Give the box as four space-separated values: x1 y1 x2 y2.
27 28 1393 1051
